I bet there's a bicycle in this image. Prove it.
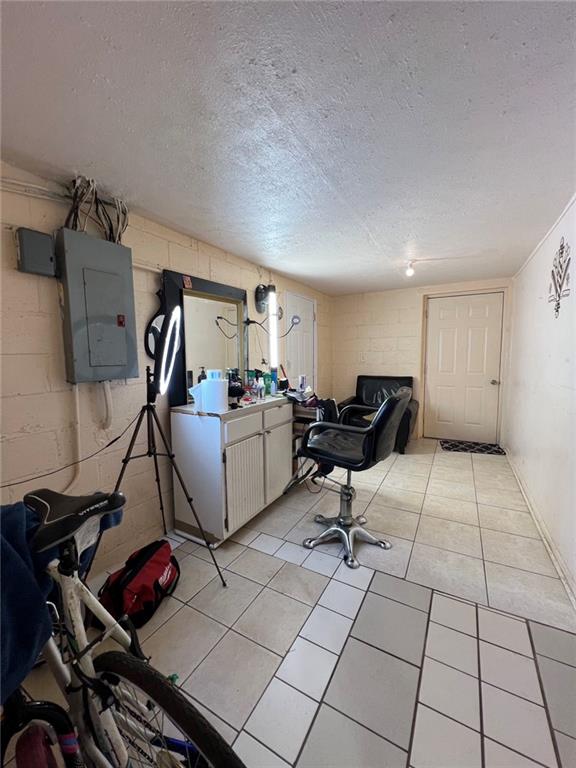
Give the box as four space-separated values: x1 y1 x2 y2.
1 488 246 768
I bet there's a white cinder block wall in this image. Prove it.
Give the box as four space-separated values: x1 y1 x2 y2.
0 162 332 572
502 196 576 594
331 278 512 436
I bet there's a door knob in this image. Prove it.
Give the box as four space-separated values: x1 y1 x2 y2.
490 379 500 385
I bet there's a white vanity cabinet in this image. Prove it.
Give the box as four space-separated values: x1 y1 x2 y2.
171 399 293 544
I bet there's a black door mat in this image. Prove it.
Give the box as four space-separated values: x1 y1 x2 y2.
439 440 506 455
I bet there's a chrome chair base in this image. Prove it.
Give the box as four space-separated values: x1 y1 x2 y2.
303 512 392 569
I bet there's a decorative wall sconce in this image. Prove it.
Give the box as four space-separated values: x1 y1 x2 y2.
244 283 301 373
548 237 571 318
255 283 269 314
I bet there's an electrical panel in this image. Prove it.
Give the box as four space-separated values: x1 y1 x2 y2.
16 227 56 276
55 228 139 383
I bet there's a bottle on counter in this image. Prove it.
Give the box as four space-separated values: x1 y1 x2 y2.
256 376 265 399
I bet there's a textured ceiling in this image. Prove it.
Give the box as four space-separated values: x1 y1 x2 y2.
2 2 575 293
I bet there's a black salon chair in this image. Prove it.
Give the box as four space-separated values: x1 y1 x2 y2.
338 376 419 453
298 390 411 568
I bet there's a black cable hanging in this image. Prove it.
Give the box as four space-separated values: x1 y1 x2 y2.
65 175 128 244
0 413 140 489
214 318 237 340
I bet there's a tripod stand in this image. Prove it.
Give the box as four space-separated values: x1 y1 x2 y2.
114 367 227 587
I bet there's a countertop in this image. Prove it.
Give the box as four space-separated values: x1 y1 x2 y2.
171 396 292 421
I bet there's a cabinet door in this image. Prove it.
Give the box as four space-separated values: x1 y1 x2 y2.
265 422 293 504
225 434 265 533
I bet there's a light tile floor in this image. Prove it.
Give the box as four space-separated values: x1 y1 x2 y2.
226 438 575 632
28 439 576 767
108 548 576 767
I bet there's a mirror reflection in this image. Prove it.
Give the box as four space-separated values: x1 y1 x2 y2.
183 294 242 384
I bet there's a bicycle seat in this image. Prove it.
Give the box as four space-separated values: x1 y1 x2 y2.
25 488 126 553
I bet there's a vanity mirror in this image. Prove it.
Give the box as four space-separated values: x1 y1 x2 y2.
146 270 248 406
184 294 241 383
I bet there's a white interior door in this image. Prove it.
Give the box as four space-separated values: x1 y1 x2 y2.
285 293 316 390
424 293 504 442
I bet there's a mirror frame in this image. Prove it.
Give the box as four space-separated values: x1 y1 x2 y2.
161 269 248 406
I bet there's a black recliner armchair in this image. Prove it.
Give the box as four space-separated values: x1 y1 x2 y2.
338 375 419 453
298 391 410 568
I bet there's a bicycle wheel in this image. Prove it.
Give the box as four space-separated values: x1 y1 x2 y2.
93 651 245 768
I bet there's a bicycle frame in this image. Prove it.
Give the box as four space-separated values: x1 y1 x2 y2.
45 560 132 768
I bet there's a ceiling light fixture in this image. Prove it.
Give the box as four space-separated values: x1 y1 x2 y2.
405 262 415 277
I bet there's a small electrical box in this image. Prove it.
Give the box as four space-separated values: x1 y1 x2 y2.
17 228 56 276
55 228 139 383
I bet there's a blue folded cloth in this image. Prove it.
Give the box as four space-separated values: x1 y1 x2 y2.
1 500 123 704
1 502 53 704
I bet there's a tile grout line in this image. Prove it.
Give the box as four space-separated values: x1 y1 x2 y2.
191 624 281 737
179 450 552 756
235 730 294 766
290 569 382 766
191 558 366 756
187 598 563 768
404 584 434 766
176 543 576 638
414 582 576 636
403 448 433 589
417 701 483 734
471 454 490 611
527 621 565 768
369 588 430 615
402 529 564 582
166 557 298 721
146 449 576 762
318 700 409 756
416 700 556 768
244 675 320 766
361 461 419 577
471 462 564 585
533 650 576 671
553 727 576 742
428 618 535 659
483 737 553 768
476 602 486 768
347 633 422 671
480 677 550 709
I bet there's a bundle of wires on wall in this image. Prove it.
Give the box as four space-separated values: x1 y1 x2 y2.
64 175 128 243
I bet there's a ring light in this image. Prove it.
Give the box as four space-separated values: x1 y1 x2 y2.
113 299 227 587
155 305 181 397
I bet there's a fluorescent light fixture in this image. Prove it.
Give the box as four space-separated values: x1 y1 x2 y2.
158 305 181 395
405 262 415 277
268 284 279 369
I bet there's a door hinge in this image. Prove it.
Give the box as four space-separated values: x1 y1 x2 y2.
222 451 226 464
224 514 229 531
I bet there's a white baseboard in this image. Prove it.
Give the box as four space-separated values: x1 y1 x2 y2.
504 448 576 608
